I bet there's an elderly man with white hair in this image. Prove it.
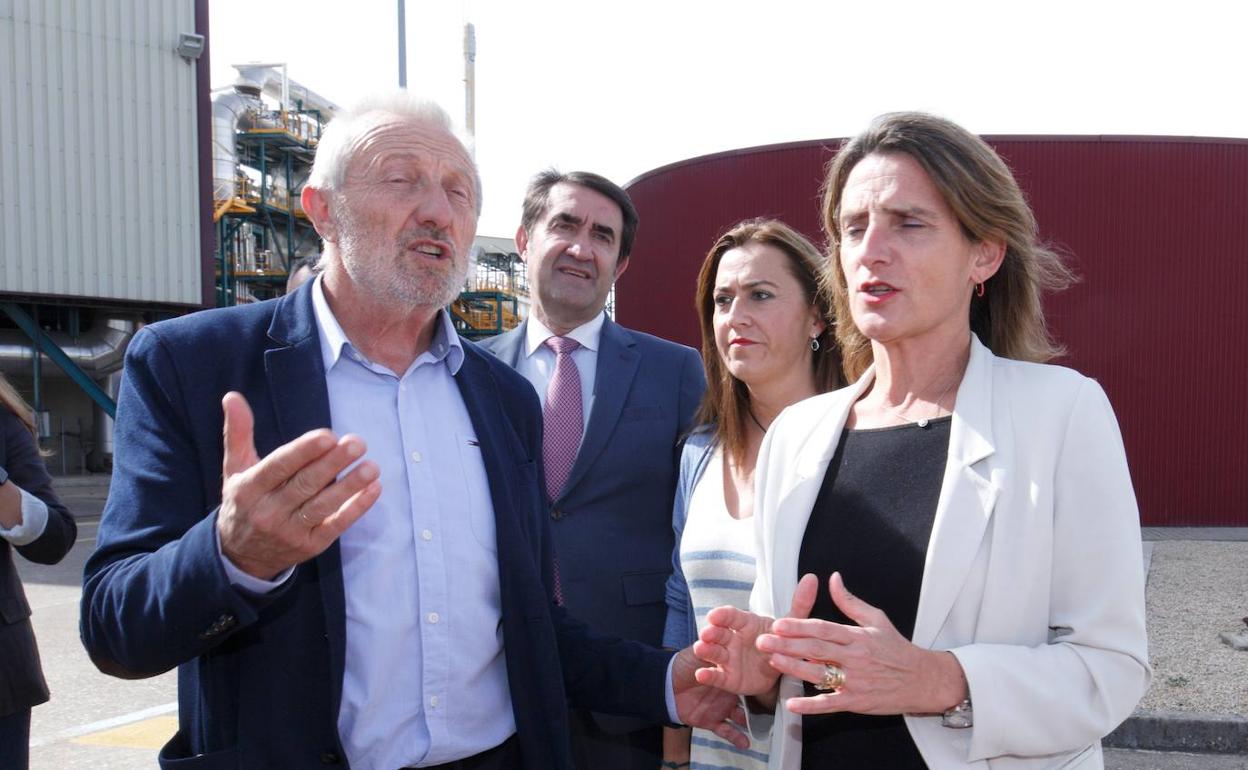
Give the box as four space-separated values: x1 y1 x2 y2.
80 91 745 770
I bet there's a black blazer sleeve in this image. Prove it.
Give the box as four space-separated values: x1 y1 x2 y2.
2 408 77 565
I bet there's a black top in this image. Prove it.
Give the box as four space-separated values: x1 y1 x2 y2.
797 416 950 769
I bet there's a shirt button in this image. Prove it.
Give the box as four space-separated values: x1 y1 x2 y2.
411 451 422 463
427 612 440 624
429 695 439 708
421 529 433 541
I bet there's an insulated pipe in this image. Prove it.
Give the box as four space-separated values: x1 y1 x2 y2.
89 370 123 470
211 87 262 201
0 316 138 377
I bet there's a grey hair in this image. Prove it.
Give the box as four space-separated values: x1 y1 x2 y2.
307 90 482 213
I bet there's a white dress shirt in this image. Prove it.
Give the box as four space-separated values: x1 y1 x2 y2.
0 487 49 545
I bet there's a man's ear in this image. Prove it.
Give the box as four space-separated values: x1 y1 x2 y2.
515 224 530 263
302 186 337 243
613 255 631 281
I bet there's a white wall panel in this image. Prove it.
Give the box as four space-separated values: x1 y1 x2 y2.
0 0 200 304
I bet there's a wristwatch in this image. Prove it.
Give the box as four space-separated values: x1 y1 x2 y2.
942 697 973 728
0 466 9 486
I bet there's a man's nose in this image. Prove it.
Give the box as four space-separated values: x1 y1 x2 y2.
414 187 454 230
565 235 593 261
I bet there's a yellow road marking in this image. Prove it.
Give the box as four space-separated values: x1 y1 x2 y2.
72 715 178 749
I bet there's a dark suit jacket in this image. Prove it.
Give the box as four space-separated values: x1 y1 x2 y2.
481 318 704 732
79 285 672 769
0 406 77 717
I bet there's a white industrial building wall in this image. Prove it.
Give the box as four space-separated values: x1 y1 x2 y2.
0 0 201 304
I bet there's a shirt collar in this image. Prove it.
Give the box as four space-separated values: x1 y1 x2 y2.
524 311 605 358
311 273 465 375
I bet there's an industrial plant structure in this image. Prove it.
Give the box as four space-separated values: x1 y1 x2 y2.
0 0 526 473
0 0 209 471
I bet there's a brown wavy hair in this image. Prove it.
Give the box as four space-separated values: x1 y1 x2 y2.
821 112 1075 380
693 219 843 466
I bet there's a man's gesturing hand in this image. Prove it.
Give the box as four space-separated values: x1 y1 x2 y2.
217 392 381 580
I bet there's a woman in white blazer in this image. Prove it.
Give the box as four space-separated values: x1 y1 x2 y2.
693 113 1150 769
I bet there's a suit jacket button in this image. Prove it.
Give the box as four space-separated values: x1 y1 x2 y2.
319 751 341 764
551 508 564 520
198 613 237 639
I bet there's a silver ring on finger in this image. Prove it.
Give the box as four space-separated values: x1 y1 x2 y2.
815 662 846 692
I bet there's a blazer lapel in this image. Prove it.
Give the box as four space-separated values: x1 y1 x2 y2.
489 322 528 368
454 347 537 619
766 376 871 616
263 288 333 442
912 336 1002 649
262 286 348 720
557 317 638 500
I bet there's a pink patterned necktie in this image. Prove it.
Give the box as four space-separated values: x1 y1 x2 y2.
542 336 583 501
543 336 581 606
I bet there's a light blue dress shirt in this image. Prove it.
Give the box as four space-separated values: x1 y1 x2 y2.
221 277 514 769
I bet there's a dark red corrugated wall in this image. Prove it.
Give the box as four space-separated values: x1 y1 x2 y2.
619 136 1248 526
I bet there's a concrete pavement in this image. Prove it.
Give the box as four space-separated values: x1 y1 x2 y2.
19 509 178 769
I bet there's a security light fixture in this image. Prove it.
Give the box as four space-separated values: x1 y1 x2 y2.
176 33 205 61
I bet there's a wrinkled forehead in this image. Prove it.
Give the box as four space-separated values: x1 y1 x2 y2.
840 152 943 211
343 110 476 181
546 182 623 228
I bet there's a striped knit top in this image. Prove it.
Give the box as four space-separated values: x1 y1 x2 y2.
679 445 770 770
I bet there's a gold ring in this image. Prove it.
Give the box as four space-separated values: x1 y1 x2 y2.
815 662 845 692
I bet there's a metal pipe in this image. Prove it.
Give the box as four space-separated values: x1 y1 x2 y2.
0 316 138 377
30 306 42 413
89 370 123 471
211 88 262 201
464 23 476 140
398 0 407 88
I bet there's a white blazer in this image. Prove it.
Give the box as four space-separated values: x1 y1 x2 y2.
751 335 1150 769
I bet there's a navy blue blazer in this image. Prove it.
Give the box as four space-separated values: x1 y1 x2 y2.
481 318 704 732
0 406 77 717
80 285 671 769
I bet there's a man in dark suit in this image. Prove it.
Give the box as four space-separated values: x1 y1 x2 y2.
482 170 705 768
80 94 742 770
1 376 78 770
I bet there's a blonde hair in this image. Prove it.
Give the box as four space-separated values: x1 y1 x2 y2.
821 112 1075 379
0 373 38 438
